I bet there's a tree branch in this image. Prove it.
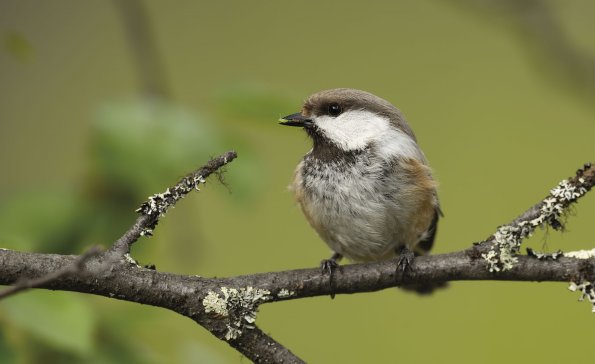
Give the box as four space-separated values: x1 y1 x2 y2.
0 245 102 300
0 156 593 363
108 150 237 257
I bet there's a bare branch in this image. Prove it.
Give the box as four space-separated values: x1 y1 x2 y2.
0 245 102 300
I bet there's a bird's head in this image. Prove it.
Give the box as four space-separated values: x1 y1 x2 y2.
280 88 422 160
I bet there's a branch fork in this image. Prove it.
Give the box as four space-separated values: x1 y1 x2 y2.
0 154 593 363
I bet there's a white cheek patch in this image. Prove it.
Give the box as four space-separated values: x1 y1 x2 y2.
314 110 422 160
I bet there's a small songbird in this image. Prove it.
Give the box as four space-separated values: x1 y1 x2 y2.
280 88 441 277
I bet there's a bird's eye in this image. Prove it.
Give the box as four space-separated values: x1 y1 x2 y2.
328 103 342 117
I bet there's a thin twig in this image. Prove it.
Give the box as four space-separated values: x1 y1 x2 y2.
108 150 237 256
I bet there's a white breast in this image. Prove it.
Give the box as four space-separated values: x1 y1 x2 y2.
296 153 405 261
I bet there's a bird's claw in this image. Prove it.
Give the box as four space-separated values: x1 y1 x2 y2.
395 246 415 280
320 258 339 299
320 258 338 275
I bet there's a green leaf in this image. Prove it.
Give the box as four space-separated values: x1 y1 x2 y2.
0 190 83 252
0 330 16 364
2 32 34 63
92 98 225 197
0 291 96 356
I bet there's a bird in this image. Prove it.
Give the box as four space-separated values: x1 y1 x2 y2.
280 88 441 288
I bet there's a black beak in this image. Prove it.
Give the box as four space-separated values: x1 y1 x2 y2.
279 112 313 127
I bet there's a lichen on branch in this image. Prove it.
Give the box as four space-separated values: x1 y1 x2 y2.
202 286 272 341
482 163 593 272
108 151 237 255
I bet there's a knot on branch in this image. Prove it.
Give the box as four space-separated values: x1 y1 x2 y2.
202 286 272 341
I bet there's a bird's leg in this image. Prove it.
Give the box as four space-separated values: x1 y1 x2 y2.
395 245 415 279
320 252 342 274
320 252 342 299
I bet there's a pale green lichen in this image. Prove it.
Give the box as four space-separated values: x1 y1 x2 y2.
202 286 272 341
482 179 588 272
203 291 229 316
277 289 295 298
136 174 206 218
568 281 595 313
139 228 153 237
482 225 523 272
551 180 588 201
135 174 208 236
123 253 141 268
564 248 595 260
225 326 242 341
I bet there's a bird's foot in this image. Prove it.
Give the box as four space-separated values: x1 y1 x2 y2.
320 253 342 299
320 258 338 276
395 246 415 281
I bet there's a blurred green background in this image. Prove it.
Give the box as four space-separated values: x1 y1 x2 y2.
1 0 594 363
